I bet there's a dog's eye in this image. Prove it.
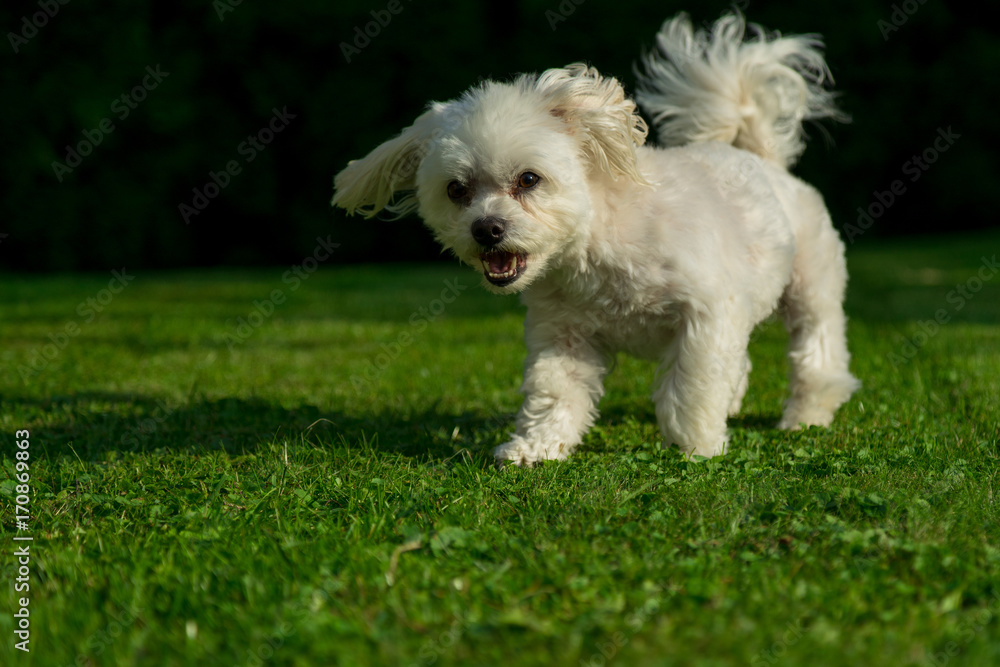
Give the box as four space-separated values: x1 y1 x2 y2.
517 172 540 189
447 181 468 201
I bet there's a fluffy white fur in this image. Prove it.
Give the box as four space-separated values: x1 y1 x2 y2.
333 12 860 465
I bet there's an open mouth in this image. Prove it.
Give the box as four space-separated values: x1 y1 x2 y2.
479 250 527 286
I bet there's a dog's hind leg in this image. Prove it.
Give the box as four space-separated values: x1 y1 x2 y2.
778 190 860 429
653 310 748 458
728 352 752 417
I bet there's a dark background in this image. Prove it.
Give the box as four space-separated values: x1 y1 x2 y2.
1 0 996 272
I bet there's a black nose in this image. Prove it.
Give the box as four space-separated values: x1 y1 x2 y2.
471 217 507 248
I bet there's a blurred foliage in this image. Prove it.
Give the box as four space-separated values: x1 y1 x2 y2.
0 0 996 271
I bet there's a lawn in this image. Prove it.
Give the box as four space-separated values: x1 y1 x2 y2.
1 230 999 666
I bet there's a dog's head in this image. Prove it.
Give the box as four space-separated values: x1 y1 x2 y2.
333 64 649 293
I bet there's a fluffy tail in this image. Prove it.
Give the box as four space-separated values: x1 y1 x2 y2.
635 12 845 168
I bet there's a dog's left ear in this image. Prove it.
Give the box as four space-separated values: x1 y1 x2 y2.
332 103 447 219
534 64 650 185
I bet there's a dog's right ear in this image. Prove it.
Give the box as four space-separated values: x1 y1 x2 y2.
534 64 650 186
332 104 446 219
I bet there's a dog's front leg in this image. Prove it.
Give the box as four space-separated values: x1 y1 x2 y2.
494 334 607 466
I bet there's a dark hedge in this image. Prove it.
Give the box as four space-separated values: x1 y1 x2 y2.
1 0 995 270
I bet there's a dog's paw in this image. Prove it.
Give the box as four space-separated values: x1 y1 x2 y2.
679 436 729 460
777 405 834 430
493 439 534 467
493 438 568 467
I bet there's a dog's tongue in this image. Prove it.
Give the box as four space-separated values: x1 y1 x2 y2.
487 252 516 274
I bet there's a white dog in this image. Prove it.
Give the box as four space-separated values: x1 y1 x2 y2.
333 12 860 465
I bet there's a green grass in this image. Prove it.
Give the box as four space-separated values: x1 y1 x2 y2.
1 231 999 667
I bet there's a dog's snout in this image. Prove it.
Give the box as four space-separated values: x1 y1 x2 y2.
471 217 508 247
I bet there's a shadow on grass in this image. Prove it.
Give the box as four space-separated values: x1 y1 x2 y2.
3 392 515 463
5 390 786 466
729 413 783 430
599 399 782 432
